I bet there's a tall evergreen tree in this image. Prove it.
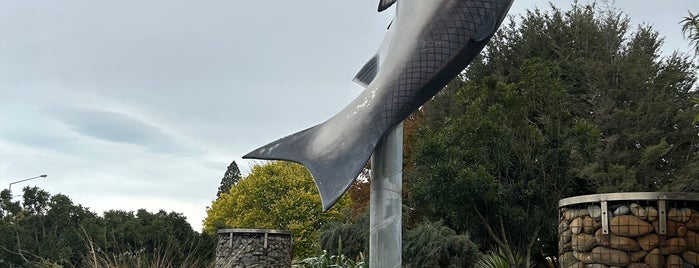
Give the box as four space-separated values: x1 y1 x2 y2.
467 3 698 193
216 161 241 197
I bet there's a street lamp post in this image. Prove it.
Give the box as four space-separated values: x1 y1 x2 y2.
8 174 48 193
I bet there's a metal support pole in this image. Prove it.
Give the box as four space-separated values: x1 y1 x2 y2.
370 122 402 268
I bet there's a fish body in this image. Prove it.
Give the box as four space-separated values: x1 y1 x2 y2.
244 0 514 210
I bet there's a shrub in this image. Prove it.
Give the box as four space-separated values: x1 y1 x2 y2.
403 221 480 267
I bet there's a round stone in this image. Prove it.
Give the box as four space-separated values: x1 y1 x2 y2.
564 209 579 221
591 246 630 267
665 254 683 268
573 251 593 264
686 230 699 252
561 228 573 244
614 205 630 216
571 217 583 234
646 207 659 222
644 248 664 268
653 219 679 237
627 263 652 268
594 229 640 251
659 238 687 255
638 234 659 252
630 203 647 220
682 250 699 266
611 215 653 237
686 212 699 231
678 225 687 238
584 216 602 234
573 233 597 252
589 205 602 220
629 250 648 263
669 208 685 223
560 219 570 232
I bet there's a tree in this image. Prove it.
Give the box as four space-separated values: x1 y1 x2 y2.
21 186 50 217
682 11 699 56
217 161 242 197
406 3 698 267
409 60 586 267
203 161 350 258
0 186 214 267
2 192 106 266
103 209 215 265
468 2 698 193
0 189 22 222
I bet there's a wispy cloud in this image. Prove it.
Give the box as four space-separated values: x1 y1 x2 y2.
48 106 198 155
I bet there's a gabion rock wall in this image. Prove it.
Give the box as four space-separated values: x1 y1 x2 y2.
216 229 292 268
559 193 699 268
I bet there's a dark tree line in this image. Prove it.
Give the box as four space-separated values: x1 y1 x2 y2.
0 186 215 267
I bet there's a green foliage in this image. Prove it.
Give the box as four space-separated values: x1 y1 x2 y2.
318 213 368 261
409 60 580 261
217 160 242 197
0 189 21 221
0 189 106 266
293 237 367 268
407 2 698 267
80 234 215 268
0 186 214 267
403 221 480 268
292 251 367 268
476 250 509 268
476 248 534 268
102 209 215 266
472 3 699 193
681 11 699 56
203 161 350 258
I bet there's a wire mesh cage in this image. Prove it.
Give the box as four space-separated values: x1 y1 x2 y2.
558 193 699 268
215 229 292 268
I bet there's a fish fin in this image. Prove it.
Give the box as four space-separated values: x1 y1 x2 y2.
353 55 380 88
244 123 375 211
352 16 396 87
378 0 396 12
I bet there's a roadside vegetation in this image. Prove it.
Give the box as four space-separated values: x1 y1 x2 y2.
0 187 215 267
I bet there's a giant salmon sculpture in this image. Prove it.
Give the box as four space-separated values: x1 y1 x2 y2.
245 0 514 210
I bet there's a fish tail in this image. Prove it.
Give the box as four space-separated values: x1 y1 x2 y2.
243 121 376 211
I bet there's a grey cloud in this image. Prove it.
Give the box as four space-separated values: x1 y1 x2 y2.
48 106 197 155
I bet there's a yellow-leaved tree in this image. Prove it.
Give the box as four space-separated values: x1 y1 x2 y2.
203 161 350 258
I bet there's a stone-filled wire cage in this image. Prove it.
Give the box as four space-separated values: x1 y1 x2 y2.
215 229 292 268
558 192 699 268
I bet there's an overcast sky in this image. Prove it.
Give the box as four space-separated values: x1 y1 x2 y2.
1 0 696 232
